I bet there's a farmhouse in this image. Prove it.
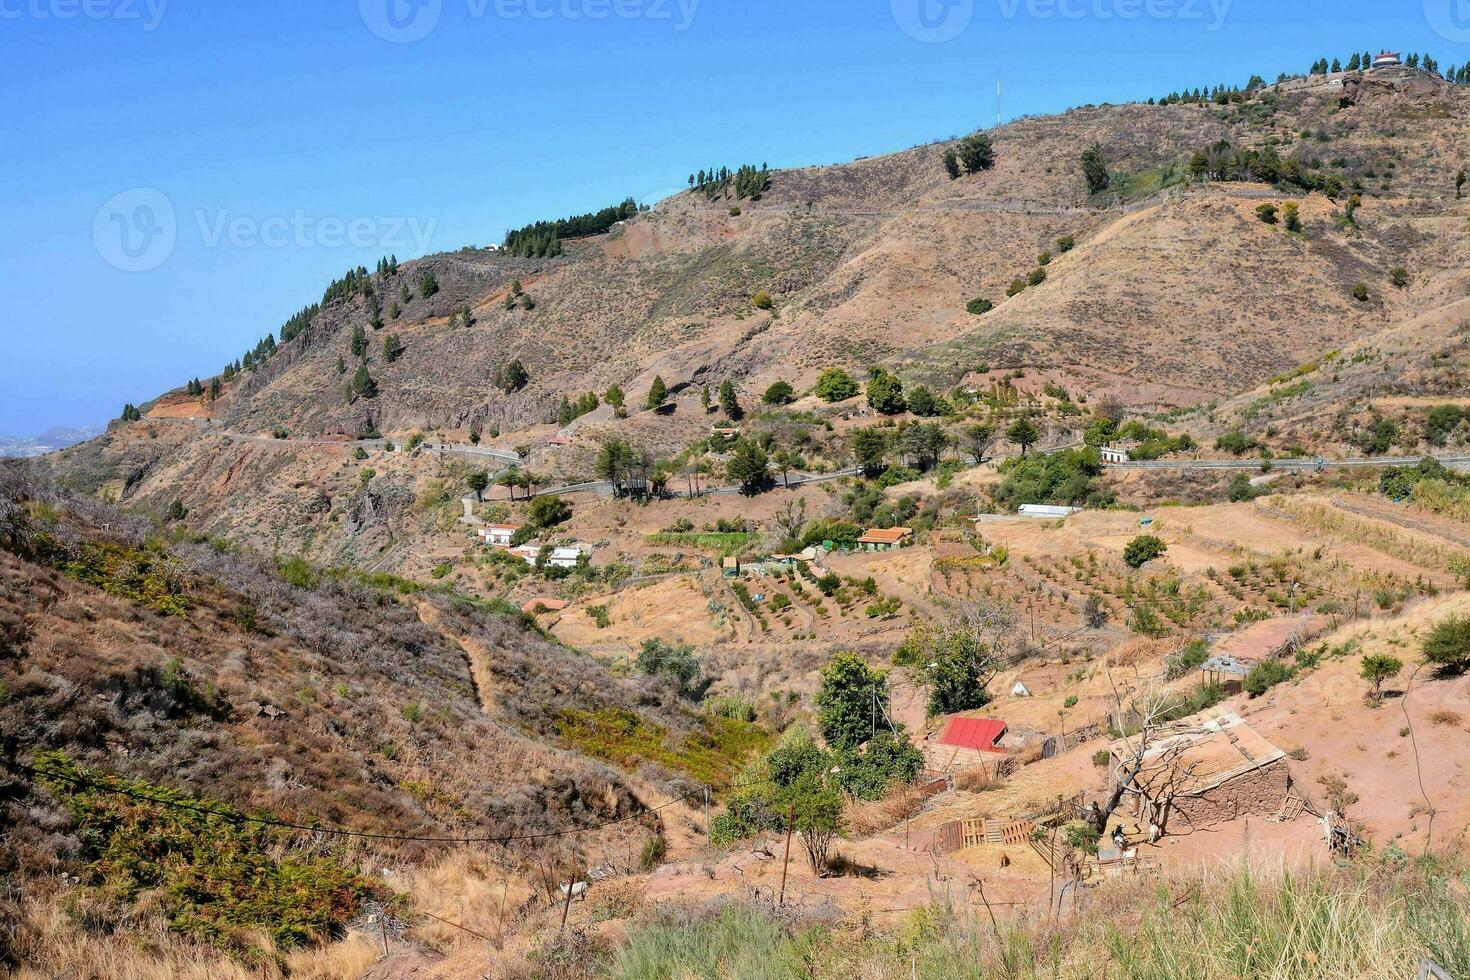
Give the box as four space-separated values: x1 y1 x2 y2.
922 716 1009 772
510 543 590 568
1099 445 1131 464
1109 713 1292 834
857 527 912 551
476 524 519 547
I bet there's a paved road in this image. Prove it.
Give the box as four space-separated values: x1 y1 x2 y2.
1111 454 1470 472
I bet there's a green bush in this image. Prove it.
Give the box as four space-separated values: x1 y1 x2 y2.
965 297 994 315
1123 534 1167 569
1244 659 1295 696
1423 616 1470 672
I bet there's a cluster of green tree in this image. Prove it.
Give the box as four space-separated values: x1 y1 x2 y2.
942 133 996 179
503 197 642 257
321 265 373 305
1378 457 1467 501
1085 418 1195 460
688 164 770 200
1355 416 1401 456
277 303 320 344
1421 405 1468 446
119 403 142 422
761 380 794 405
994 447 1105 510
373 254 400 276
595 437 656 498
237 333 277 373
556 392 599 426
1214 430 1264 456
497 358 529 393
712 653 923 860
1187 140 1345 197
1151 75 1265 105
502 278 534 312
1316 52 1439 74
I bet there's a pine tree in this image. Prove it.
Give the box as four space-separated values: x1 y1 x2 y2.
646 375 668 410
419 272 439 299
1347 52 1360 71
499 359 529 393
1081 143 1110 194
383 333 404 363
349 364 378 400
942 149 960 180
349 323 367 357
718 380 742 421
120 403 141 422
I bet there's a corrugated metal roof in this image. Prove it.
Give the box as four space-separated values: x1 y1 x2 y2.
938 716 1008 752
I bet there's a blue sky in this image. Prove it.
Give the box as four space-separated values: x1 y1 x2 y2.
0 0 1461 435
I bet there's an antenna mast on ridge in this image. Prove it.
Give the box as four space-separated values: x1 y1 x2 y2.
995 74 1002 129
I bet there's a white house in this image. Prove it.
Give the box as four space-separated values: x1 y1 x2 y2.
510 543 590 568
1100 445 1131 465
547 546 587 569
477 524 519 548
1371 51 1401 69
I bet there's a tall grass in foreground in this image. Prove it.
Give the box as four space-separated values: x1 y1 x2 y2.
607 857 1470 979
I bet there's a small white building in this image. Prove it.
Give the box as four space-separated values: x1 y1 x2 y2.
1371 51 1401 69
547 546 587 569
510 543 589 568
477 524 519 548
1100 445 1131 465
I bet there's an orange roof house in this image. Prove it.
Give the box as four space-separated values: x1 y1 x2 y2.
857 527 912 550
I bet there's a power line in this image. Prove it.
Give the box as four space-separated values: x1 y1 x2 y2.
5 757 771 847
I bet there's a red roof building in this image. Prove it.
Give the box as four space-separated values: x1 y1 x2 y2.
937 717 1008 754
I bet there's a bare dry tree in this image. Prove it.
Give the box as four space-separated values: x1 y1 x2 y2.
1088 668 1198 835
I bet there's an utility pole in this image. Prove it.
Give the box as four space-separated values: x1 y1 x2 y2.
778 803 796 906
704 786 711 848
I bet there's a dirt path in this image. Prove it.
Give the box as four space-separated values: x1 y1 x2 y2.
415 601 497 715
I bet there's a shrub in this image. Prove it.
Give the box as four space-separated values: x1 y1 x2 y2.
1389 266 1409 288
752 289 774 310
1056 234 1075 252
1006 278 1027 297
762 381 795 405
33 752 375 956
1123 534 1167 569
1423 616 1470 672
1027 266 1047 286
1244 659 1295 697
1255 202 1279 224
1092 749 1111 767
965 297 994 315
1352 281 1370 302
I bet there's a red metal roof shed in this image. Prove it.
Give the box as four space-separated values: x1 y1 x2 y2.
938 717 1008 753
